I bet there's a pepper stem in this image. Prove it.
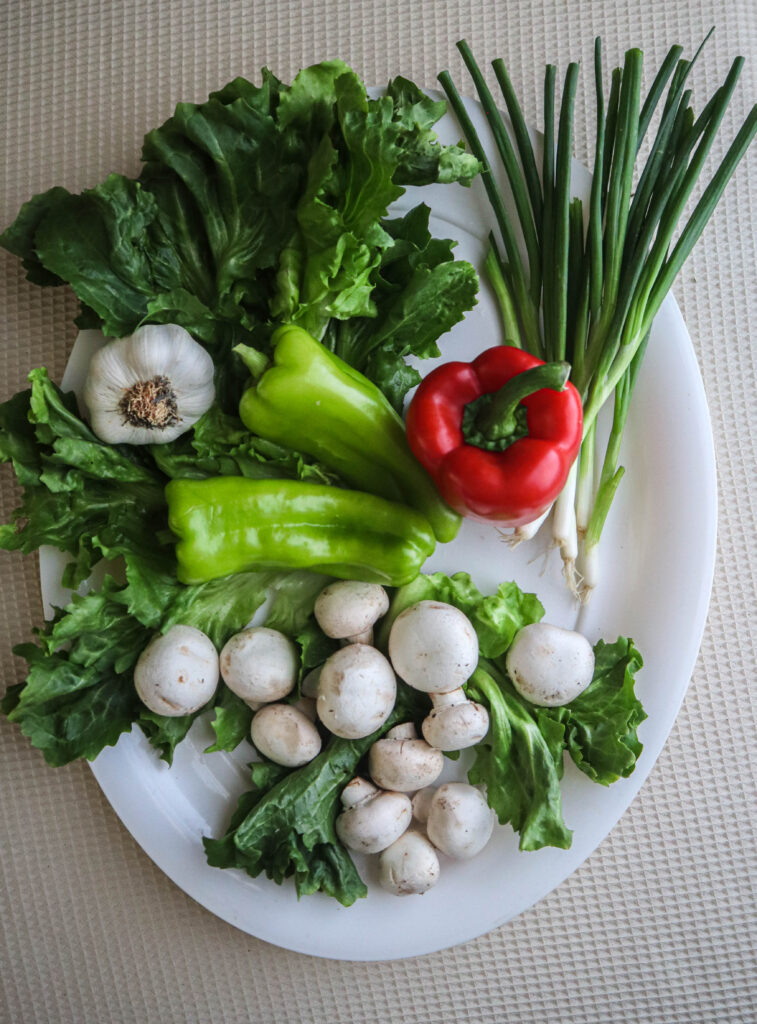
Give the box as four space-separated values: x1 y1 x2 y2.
233 343 270 381
475 361 570 441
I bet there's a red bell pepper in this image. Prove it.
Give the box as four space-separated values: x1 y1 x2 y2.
406 346 583 527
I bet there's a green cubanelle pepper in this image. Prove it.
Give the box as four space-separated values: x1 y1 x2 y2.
166 476 436 586
237 325 461 544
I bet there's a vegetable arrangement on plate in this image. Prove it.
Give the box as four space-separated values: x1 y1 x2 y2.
0 41 751 907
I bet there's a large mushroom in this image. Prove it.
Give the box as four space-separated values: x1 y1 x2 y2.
134 625 219 717
388 600 479 693
506 622 595 706
316 644 396 739
219 627 299 707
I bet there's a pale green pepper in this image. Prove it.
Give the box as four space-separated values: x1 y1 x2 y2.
237 325 461 543
166 476 436 586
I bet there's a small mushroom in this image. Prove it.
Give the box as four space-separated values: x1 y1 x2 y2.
425 783 494 860
290 695 317 722
368 722 444 792
219 627 299 706
314 580 389 645
316 644 396 739
300 666 322 699
506 622 595 706
411 786 436 825
250 703 322 767
421 689 489 751
378 830 441 896
134 624 219 717
388 600 479 693
335 777 412 854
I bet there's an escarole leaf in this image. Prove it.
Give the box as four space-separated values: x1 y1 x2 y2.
386 75 481 186
468 664 572 851
377 569 544 656
325 204 479 410
2 60 479 412
543 638 646 784
204 685 424 905
0 369 168 588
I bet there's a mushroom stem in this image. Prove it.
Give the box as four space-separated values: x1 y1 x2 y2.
341 627 372 646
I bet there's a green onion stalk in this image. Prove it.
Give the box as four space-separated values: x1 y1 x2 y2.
439 35 756 600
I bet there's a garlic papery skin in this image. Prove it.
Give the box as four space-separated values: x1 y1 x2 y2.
83 324 215 445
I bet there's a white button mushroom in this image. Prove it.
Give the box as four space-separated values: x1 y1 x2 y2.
421 689 489 751
411 786 437 825
300 666 322 699
134 624 219 717
314 580 390 646
335 777 412 854
368 722 444 792
250 703 322 767
378 830 441 896
388 600 479 693
425 783 494 860
316 644 396 739
219 627 299 706
506 622 595 707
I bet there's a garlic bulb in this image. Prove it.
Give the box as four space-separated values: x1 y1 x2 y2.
83 324 215 445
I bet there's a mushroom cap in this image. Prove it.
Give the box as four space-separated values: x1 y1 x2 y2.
134 624 219 717
422 699 490 751
335 787 412 854
388 600 479 693
300 666 322 699
506 622 595 707
316 644 396 739
314 581 389 640
368 731 444 792
250 703 322 767
378 830 441 896
411 787 436 825
220 627 298 704
426 783 494 860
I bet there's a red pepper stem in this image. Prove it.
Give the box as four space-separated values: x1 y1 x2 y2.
475 360 571 440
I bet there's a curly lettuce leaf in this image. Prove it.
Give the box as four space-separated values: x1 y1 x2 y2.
385 76 481 186
324 204 479 410
378 569 544 657
543 638 646 785
1 62 479 412
468 664 572 851
204 687 254 754
0 369 168 587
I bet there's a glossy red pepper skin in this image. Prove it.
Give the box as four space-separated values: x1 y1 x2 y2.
406 346 583 527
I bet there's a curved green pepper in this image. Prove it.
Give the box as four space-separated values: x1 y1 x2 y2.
166 476 436 586
238 325 461 543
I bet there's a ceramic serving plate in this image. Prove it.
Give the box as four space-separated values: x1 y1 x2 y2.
39 94 717 960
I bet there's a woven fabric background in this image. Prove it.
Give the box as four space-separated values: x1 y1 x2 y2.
1 1 755 1021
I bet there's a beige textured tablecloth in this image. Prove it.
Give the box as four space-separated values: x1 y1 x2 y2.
2 1 755 1020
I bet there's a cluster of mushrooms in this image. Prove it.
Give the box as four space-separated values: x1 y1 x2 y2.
133 578 596 897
